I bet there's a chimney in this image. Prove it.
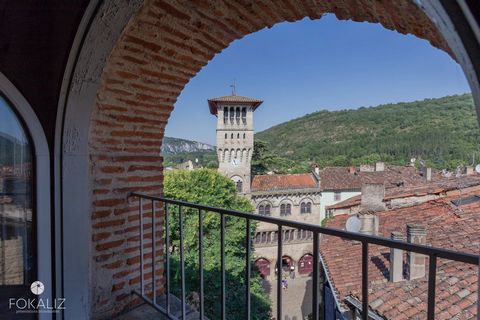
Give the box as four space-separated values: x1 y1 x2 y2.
360 183 386 212
358 212 378 236
314 165 320 176
360 164 375 172
466 166 474 175
375 161 385 172
406 224 427 280
389 231 405 282
421 167 432 182
348 166 356 174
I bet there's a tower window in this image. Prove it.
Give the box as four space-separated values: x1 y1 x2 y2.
243 133 246 139
236 180 243 193
237 133 240 139
225 133 227 139
242 107 246 124
223 107 228 123
235 107 240 124
231 133 234 139
229 107 234 123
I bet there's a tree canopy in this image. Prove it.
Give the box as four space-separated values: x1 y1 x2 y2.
164 169 271 319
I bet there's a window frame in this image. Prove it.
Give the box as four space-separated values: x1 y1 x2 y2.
0 72 52 313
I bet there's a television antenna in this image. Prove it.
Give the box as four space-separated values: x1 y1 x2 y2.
475 164 480 174
345 216 361 233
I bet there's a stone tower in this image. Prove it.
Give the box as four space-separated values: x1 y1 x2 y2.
208 94 263 195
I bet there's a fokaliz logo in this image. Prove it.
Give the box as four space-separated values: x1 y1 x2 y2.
9 281 66 314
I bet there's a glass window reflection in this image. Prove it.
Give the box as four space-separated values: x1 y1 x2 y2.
0 96 34 285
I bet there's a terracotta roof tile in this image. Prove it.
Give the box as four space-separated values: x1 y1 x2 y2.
320 165 439 191
326 175 480 210
321 189 480 319
251 173 318 192
207 95 263 114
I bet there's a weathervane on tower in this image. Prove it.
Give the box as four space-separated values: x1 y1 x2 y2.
230 79 237 96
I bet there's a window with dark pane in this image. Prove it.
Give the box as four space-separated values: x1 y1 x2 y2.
0 96 34 286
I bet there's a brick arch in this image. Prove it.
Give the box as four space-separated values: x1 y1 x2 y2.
88 0 452 316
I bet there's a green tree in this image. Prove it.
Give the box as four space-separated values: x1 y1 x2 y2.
164 169 271 319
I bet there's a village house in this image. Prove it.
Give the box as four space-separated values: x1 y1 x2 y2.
319 164 441 221
326 173 480 217
320 184 480 319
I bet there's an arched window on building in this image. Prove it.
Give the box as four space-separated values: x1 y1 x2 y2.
301 201 312 214
258 205 265 215
0 95 34 288
223 107 228 123
242 107 246 124
231 133 234 139
225 133 227 139
237 133 240 139
264 204 271 215
280 203 291 216
236 180 243 193
243 133 246 139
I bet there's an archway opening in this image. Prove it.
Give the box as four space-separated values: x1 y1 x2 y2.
79 1 479 319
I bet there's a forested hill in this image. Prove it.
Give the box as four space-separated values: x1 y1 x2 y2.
255 94 480 170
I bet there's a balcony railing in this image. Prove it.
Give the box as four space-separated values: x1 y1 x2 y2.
129 192 480 320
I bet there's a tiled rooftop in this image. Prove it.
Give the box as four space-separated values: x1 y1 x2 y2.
321 189 480 319
207 94 263 114
319 165 439 191
326 174 480 210
251 173 318 192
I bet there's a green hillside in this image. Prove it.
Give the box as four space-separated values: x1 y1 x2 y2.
255 94 480 171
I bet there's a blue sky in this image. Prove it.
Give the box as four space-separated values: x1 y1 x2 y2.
165 15 470 146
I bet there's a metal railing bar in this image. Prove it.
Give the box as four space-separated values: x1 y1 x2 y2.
277 225 283 320
179 205 186 319
361 241 369 320
312 232 319 320
165 202 171 314
139 197 144 296
245 219 251 320
132 289 178 320
152 199 156 303
199 209 205 320
427 254 437 320
220 213 226 320
129 193 479 265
